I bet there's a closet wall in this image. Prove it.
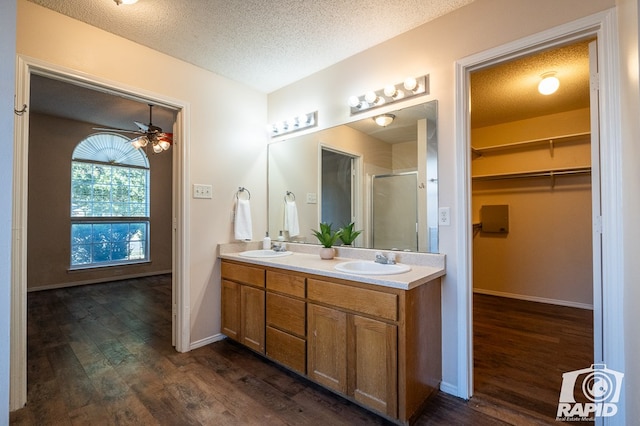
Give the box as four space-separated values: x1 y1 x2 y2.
472 108 593 308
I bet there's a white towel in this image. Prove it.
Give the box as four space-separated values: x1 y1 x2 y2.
234 198 253 240
284 200 300 237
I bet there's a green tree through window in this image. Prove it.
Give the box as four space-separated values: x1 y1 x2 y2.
70 133 150 268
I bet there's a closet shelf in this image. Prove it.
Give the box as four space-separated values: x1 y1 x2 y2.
472 166 591 182
471 131 590 155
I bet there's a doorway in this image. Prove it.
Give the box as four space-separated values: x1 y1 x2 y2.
11 57 190 410
455 10 624 411
468 39 597 418
320 147 356 228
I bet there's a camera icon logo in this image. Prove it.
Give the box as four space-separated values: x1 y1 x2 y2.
557 363 624 419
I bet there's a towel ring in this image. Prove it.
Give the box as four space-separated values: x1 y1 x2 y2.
284 191 296 202
236 187 250 200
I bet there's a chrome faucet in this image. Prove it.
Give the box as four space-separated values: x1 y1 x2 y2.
271 242 287 252
374 252 396 265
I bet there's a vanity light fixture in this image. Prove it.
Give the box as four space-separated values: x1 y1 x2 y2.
348 74 429 114
538 72 560 95
374 114 395 127
268 111 317 138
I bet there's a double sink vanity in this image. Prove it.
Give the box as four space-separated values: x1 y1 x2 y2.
218 242 445 425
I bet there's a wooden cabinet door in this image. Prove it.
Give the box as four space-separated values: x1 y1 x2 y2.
240 285 265 353
307 304 347 394
221 279 240 341
350 315 398 417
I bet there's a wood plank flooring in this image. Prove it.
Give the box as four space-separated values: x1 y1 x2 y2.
10 275 592 425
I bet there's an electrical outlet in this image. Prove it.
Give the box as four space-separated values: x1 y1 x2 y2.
193 184 212 199
439 207 451 226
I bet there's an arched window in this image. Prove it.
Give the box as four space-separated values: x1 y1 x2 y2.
70 133 150 268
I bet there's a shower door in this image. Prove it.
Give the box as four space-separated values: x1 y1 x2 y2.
372 172 418 251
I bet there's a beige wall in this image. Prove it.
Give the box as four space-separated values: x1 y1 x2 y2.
267 0 615 396
17 0 268 344
471 109 592 307
392 141 418 172
27 113 173 290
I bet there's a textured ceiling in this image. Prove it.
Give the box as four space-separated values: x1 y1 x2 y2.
28 0 474 93
471 40 592 128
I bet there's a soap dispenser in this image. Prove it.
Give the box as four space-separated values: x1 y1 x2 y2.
278 231 285 242
262 232 271 249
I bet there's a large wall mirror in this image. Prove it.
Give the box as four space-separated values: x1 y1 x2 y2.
268 100 439 253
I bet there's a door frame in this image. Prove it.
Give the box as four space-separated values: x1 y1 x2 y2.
10 55 191 410
454 8 623 410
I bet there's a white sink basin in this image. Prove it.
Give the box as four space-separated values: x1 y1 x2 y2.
238 249 293 258
334 260 411 275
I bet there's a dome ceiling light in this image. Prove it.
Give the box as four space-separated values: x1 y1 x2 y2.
374 114 395 127
538 72 560 95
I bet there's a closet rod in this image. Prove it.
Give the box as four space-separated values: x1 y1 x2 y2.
472 166 591 182
471 131 590 154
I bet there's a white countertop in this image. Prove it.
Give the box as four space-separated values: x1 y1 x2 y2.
218 242 445 290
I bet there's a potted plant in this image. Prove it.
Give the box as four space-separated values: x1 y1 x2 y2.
338 222 362 246
311 222 342 259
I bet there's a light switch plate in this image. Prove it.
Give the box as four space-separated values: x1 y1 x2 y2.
306 193 317 204
193 184 212 199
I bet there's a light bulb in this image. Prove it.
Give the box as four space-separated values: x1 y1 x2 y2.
348 96 361 108
152 143 163 153
403 77 418 91
383 85 397 97
538 73 560 95
364 91 378 104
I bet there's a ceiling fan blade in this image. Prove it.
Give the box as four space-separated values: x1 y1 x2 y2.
134 121 149 132
92 127 143 135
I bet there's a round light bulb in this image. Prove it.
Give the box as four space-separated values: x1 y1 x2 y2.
348 96 361 108
383 85 397 97
364 91 378 104
538 74 560 95
403 77 418 91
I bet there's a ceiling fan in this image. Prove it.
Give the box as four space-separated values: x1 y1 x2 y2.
94 104 173 153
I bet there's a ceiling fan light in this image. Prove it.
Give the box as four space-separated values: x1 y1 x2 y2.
131 136 148 149
158 140 171 151
152 143 163 154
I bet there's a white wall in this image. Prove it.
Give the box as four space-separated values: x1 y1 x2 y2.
16 0 268 345
267 0 615 398
0 0 16 420
616 0 640 420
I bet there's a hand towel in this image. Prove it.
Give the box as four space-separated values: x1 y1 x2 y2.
234 198 253 240
284 200 300 237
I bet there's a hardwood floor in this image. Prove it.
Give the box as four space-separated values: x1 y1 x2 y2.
10 276 592 425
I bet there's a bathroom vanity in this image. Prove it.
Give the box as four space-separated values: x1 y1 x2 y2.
218 243 445 425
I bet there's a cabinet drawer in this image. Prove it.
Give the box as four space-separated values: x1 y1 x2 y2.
266 326 306 374
266 293 306 337
222 261 265 287
266 270 305 297
307 279 397 321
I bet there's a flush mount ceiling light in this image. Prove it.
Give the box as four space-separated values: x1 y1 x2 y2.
113 0 138 5
538 72 560 95
348 75 429 114
268 111 317 138
374 114 395 127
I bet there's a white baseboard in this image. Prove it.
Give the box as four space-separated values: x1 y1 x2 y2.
27 270 172 292
190 333 226 350
439 381 460 398
473 288 593 310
